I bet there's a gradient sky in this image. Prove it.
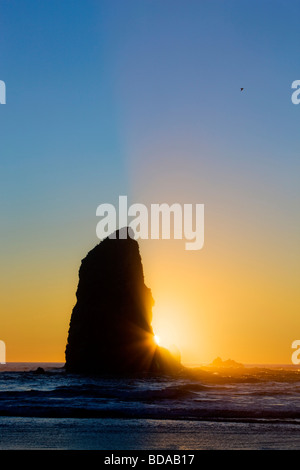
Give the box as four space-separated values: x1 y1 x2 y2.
0 0 299 364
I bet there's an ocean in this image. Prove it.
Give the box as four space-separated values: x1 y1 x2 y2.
0 362 300 450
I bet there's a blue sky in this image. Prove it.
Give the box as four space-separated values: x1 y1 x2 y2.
1 1 299 237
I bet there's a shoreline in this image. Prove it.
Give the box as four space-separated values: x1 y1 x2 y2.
1 416 300 450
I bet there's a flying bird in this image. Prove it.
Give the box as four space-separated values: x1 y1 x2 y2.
240 87 244 91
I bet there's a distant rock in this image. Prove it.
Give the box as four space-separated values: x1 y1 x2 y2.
65 228 182 375
210 357 244 369
33 367 45 374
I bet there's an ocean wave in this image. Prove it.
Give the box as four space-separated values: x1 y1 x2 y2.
0 365 300 423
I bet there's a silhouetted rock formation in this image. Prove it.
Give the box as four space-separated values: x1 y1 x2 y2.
65 228 182 375
33 367 45 374
210 357 244 369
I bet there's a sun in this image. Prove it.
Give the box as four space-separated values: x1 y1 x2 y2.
154 334 160 345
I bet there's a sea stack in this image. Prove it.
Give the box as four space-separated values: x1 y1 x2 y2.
65 228 182 375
